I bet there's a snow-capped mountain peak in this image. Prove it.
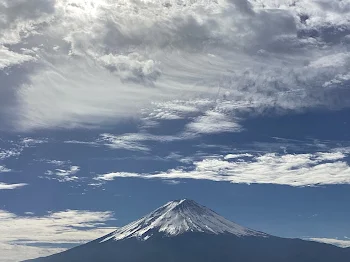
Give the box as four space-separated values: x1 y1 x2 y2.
101 199 268 242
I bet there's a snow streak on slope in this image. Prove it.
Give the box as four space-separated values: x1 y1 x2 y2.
101 199 268 242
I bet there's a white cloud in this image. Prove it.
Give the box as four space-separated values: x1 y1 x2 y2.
145 100 206 121
0 149 21 160
0 45 35 69
0 242 64 262
96 150 350 187
333 147 350 154
308 53 350 69
98 133 152 152
315 152 346 161
98 133 181 152
97 172 142 181
0 182 27 190
0 209 115 261
95 107 241 151
0 137 46 162
63 131 189 152
0 166 11 173
224 153 253 159
186 110 242 134
163 180 181 185
21 137 47 147
64 140 98 146
54 166 80 176
308 238 350 248
0 0 350 130
44 165 80 182
98 52 161 84
45 160 66 166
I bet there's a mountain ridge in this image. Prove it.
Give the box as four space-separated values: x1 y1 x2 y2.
25 199 350 262
100 199 267 242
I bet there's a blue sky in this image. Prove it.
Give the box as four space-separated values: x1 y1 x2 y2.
1 0 350 260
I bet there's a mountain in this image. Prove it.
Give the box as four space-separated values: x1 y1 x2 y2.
26 199 350 262
101 199 267 241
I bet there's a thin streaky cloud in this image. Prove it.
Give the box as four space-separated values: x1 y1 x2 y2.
95 151 350 187
0 183 27 190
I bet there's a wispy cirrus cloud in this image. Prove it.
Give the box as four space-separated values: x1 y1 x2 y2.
97 133 182 152
0 209 115 261
95 106 242 151
95 150 350 187
98 133 154 152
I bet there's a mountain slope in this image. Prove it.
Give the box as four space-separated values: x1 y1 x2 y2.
101 199 267 241
26 199 350 262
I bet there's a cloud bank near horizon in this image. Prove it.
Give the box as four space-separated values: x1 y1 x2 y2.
0 209 115 261
308 238 350 248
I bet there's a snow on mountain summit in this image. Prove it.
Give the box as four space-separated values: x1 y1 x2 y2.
101 199 268 242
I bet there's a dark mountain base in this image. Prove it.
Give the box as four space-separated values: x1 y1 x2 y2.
26 233 350 262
